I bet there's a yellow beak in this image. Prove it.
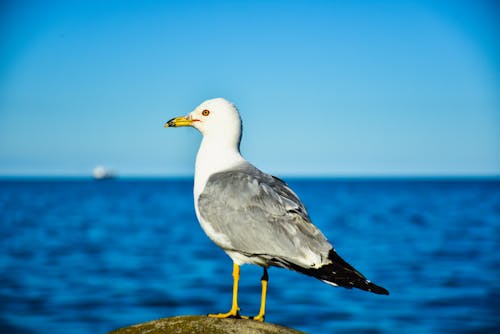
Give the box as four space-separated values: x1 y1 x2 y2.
164 116 193 128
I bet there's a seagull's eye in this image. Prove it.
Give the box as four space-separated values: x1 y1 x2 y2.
202 110 210 117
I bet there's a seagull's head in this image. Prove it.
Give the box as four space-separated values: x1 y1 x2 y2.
165 98 242 146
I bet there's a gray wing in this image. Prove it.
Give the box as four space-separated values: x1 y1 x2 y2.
198 163 333 268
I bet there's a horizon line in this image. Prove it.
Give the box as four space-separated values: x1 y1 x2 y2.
0 174 499 180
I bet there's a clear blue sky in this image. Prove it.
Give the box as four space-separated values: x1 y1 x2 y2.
1 0 499 177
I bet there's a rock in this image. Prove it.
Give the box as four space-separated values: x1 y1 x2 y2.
108 315 306 334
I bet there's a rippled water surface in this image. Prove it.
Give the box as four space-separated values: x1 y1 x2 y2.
1 178 499 333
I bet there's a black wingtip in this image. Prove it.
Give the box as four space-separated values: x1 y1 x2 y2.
325 249 390 295
365 281 390 295
285 249 390 295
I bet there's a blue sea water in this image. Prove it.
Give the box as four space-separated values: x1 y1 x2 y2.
0 178 499 333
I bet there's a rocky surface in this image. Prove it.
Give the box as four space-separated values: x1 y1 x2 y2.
108 315 306 334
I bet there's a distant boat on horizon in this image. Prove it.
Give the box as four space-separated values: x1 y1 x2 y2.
92 166 116 180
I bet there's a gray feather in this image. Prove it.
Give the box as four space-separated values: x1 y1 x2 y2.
198 163 333 268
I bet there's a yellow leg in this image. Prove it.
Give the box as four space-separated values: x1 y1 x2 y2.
208 263 241 318
252 267 268 322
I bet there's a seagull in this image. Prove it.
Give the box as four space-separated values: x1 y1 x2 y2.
164 98 389 321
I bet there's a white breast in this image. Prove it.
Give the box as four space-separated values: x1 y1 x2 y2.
193 136 246 249
193 137 245 199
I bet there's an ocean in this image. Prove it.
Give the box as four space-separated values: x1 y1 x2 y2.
0 178 499 333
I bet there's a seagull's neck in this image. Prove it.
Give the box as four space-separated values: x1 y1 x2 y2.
194 136 245 199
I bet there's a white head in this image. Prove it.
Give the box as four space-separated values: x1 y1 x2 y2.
165 98 242 150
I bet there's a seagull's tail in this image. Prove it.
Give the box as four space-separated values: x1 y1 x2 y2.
291 249 389 295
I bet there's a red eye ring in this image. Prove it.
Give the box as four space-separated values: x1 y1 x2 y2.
201 110 210 116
